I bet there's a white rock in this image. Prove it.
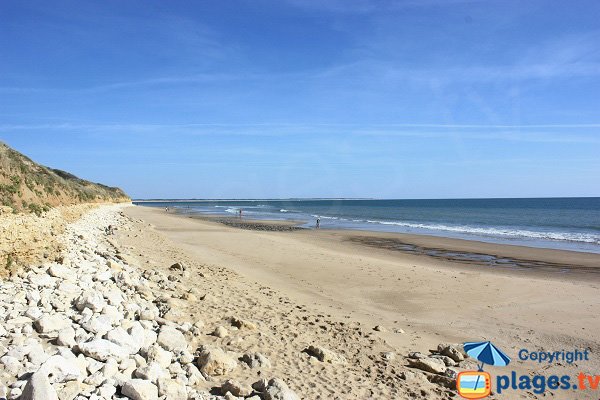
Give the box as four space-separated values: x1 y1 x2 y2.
26 343 49 366
20 370 58 400
121 379 158 400
212 326 229 338
184 363 204 385
57 327 76 347
25 307 43 320
262 378 300 400
0 355 21 376
134 362 166 383
157 378 187 399
407 357 447 374
40 355 81 383
221 379 253 397
94 270 112 282
97 383 117 398
242 353 271 369
78 339 129 362
83 371 106 387
80 315 112 336
28 274 56 288
106 327 141 354
156 325 187 352
34 315 70 333
58 281 81 295
75 292 106 313
197 346 237 376
102 358 119 379
305 345 346 364
48 264 71 279
146 345 172 369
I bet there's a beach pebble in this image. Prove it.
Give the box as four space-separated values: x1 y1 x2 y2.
304 345 346 364
231 317 257 330
242 352 271 369
212 325 229 338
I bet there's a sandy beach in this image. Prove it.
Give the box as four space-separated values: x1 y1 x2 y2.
1 202 599 399
123 205 600 399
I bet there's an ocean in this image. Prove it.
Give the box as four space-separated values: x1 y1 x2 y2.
134 198 600 254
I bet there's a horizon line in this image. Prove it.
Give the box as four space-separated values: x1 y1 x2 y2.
132 196 600 202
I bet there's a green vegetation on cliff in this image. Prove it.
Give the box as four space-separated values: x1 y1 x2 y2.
0 141 129 214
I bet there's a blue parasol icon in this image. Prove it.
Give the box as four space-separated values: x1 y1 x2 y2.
464 341 511 370
463 341 511 394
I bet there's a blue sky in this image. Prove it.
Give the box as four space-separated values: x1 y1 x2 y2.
1 0 599 199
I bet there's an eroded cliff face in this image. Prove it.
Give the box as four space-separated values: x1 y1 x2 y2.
0 141 129 215
0 204 99 277
0 140 130 275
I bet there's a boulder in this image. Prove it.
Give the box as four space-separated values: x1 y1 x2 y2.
134 362 167 384
407 357 447 374
75 291 106 312
40 355 81 383
157 378 187 399
156 325 187 352
146 344 172 369
47 264 71 279
78 339 129 362
221 379 253 397
20 370 58 400
106 327 141 354
197 346 237 376
121 379 158 400
437 343 466 363
262 378 300 400
57 327 76 347
34 315 70 334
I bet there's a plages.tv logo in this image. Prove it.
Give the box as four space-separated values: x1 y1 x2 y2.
456 341 511 399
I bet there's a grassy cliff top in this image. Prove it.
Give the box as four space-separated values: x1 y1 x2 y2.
0 141 129 214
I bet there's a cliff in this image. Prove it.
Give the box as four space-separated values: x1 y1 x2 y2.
0 141 129 214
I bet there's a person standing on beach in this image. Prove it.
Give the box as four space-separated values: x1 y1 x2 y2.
239 209 243 218
316 218 320 229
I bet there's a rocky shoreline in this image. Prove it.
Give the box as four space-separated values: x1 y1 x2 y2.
0 205 475 399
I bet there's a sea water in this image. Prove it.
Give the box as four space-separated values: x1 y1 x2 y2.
134 198 600 254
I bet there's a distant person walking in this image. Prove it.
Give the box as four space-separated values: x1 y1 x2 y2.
316 218 320 229
239 209 243 218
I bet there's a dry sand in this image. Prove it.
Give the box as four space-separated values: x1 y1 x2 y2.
123 205 600 399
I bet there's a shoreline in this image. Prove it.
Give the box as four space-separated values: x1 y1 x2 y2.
125 206 600 352
134 198 600 255
173 209 600 280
